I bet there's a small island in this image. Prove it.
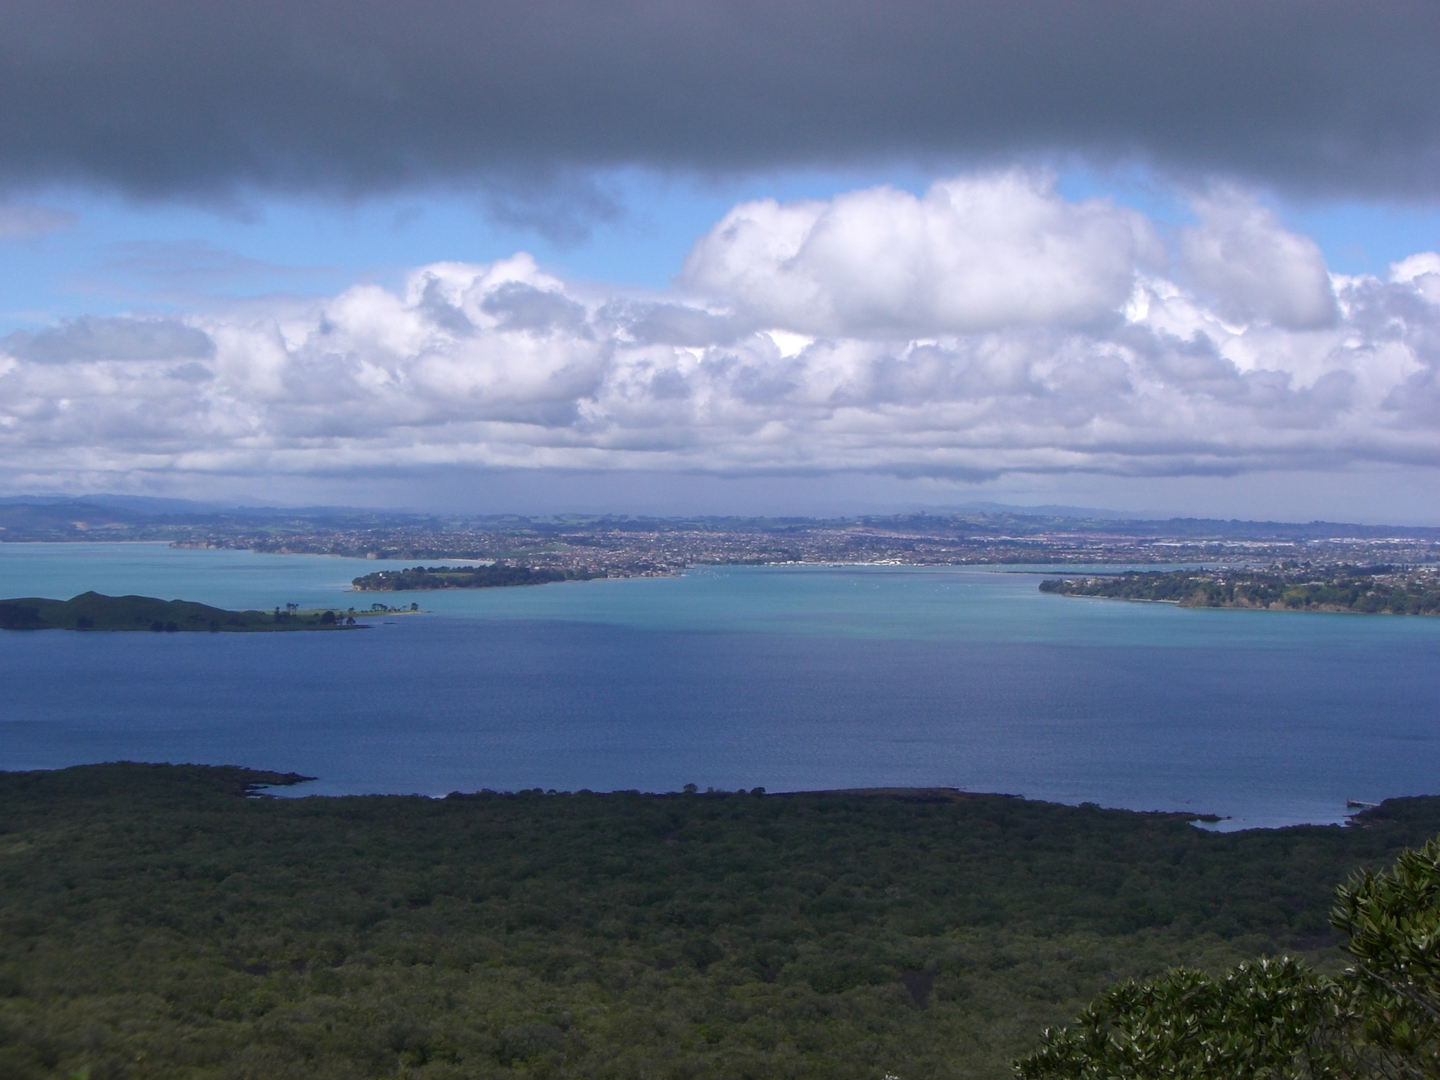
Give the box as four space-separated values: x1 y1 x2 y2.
0 592 369 632
352 564 601 591
1040 564 1440 614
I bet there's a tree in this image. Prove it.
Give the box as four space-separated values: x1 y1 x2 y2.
1015 838 1440 1080
1333 839 1440 1074
1016 958 1353 1080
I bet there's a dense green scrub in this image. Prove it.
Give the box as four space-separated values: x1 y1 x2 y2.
1040 567 1440 614
0 593 362 632
352 566 600 591
4 766 1440 1080
1018 838 1440 1079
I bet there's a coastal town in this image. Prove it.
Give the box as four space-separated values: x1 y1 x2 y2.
172 512 1440 575
3 498 1438 577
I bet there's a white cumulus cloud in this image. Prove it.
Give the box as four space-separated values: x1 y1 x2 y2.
1179 190 1337 329
0 175 1437 497
680 172 1162 338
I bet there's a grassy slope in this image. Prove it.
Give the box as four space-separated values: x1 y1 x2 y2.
3 765 1439 1080
0 593 358 632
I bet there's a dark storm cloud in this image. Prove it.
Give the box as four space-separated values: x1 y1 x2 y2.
0 1 1435 201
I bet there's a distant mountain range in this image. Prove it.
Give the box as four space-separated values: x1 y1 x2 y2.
0 494 364 516
927 501 1150 520
0 495 397 536
0 494 1438 543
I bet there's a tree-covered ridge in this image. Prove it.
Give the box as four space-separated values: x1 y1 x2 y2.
351 564 600 591
4 764 1440 1080
1039 566 1440 615
0 592 361 632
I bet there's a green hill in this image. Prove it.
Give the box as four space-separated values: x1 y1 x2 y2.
0 592 361 632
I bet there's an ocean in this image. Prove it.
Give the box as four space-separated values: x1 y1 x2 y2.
2 542 1437 828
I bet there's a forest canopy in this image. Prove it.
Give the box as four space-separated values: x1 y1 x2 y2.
5 764 1440 1079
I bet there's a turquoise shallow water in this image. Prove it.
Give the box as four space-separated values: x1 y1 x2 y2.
0 543 387 613
2 542 1431 651
1 542 1438 827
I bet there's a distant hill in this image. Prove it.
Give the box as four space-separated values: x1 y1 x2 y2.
0 494 1438 544
0 497 413 541
0 592 362 632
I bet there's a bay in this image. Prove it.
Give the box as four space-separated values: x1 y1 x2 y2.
1 542 1437 828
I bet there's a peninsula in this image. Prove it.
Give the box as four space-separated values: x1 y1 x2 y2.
352 564 599 591
0 592 367 631
1040 565 1440 614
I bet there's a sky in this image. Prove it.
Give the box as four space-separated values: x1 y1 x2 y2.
1 1 1438 522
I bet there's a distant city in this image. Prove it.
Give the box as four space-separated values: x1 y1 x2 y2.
2 497 1438 575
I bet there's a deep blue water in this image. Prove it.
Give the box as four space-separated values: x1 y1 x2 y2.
2 544 1438 827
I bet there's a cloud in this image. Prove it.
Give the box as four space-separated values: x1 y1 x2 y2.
1391 253 1440 306
0 2 1435 201
3 317 215 363
94 240 338 292
478 170 625 246
598 300 740 348
0 179 1437 492
0 201 74 240
481 283 591 338
1179 191 1337 329
681 173 1162 337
